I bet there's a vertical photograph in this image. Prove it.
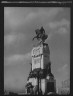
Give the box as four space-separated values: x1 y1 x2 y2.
4 7 70 95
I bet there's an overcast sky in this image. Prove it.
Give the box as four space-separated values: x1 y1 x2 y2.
4 7 70 93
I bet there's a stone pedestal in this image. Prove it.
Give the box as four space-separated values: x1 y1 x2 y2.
26 42 56 94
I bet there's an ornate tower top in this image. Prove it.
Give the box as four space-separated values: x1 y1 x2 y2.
32 26 48 44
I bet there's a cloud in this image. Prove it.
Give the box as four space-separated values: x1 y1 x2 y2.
4 8 63 45
58 64 68 72
4 33 26 45
4 8 36 30
8 12 36 29
45 19 70 41
4 7 63 31
57 27 68 34
36 8 63 22
47 18 70 35
49 19 70 29
4 34 16 45
4 52 31 66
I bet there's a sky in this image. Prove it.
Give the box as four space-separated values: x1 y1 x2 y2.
4 7 70 93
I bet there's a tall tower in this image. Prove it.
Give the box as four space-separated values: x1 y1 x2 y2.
32 43 50 70
25 27 56 95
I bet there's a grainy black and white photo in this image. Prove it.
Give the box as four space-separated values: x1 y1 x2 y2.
4 7 70 95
